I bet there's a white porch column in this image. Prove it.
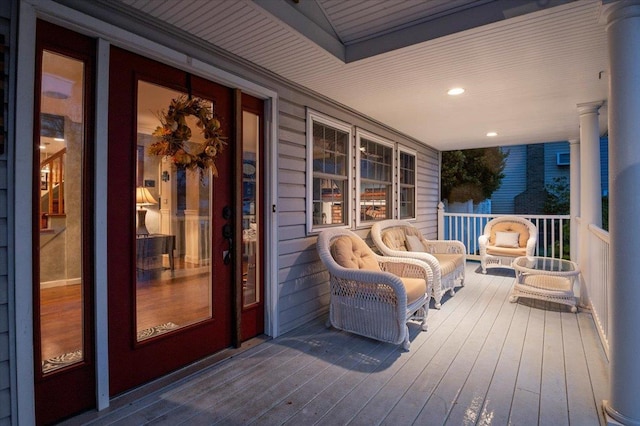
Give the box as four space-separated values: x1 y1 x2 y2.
437 201 445 240
577 102 602 309
604 2 640 425
569 139 580 263
577 102 603 230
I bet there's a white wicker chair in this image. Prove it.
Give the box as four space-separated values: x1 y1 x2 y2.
316 228 431 350
371 220 466 308
478 216 537 274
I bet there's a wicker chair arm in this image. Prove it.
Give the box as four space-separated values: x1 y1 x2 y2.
328 267 408 303
377 256 433 283
422 239 466 255
478 234 489 248
403 252 440 278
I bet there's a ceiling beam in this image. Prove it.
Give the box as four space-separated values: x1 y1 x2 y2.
253 0 345 61
346 0 574 62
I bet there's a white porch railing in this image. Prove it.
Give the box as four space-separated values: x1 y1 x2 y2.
438 208 571 260
584 221 610 358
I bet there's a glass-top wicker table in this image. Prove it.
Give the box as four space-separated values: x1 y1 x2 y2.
510 256 580 312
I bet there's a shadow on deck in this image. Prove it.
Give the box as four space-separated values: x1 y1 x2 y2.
64 261 609 425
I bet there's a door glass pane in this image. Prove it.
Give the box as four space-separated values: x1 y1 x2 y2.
242 111 260 307
39 51 85 373
135 81 213 342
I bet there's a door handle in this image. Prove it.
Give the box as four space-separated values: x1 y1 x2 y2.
222 223 232 265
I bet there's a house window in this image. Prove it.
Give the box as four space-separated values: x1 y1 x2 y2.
357 129 393 225
399 148 417 219
307 110 351 232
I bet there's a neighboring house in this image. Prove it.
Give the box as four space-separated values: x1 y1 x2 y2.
490 138 609 214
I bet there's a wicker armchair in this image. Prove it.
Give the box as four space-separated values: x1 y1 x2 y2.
316 228 431 350
371 220 465 308
478 216 537 274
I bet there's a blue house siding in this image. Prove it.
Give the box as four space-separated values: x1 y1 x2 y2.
600 136 609 196
490 145 527 214
544 141 570 186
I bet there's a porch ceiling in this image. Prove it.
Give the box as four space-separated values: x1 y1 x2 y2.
112 0 609 150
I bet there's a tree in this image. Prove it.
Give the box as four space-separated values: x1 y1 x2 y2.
546 176 608 231
544 176 569 215
441 147 508 203
545 176 571 259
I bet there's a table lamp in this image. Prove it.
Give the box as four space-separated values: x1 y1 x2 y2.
136 186 157 235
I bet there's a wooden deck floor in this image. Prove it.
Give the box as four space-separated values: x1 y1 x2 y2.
65 262 609 426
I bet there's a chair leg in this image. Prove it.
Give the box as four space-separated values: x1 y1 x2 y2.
402 325 410 350
433 290 442 309
420 305 428 331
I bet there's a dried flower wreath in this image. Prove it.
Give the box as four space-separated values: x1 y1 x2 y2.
149 96 226 177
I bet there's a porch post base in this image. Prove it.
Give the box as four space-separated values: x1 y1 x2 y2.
604 400 640 426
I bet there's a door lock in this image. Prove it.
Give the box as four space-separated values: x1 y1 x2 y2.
222 223 232 265
222 205 232 220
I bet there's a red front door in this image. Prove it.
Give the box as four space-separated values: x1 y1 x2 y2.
107 47 233 395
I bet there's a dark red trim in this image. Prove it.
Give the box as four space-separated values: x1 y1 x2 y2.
33 19 96 426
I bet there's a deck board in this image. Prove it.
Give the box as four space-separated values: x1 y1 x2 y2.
540 309 569 426
63 262 609 426
510 305 544 425
444 278 518 425
377 267 496 425
412 274 507 424
578 312 610 425
562 311 601 426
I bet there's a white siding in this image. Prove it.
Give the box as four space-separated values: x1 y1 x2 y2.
275 94 439 334
0 7 11 424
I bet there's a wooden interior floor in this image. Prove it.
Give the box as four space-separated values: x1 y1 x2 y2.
63 261 609 426
40 259 213 362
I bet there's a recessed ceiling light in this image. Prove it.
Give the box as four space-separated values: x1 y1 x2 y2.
53 137 65 142
486 132 498 137
447 87 465 96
